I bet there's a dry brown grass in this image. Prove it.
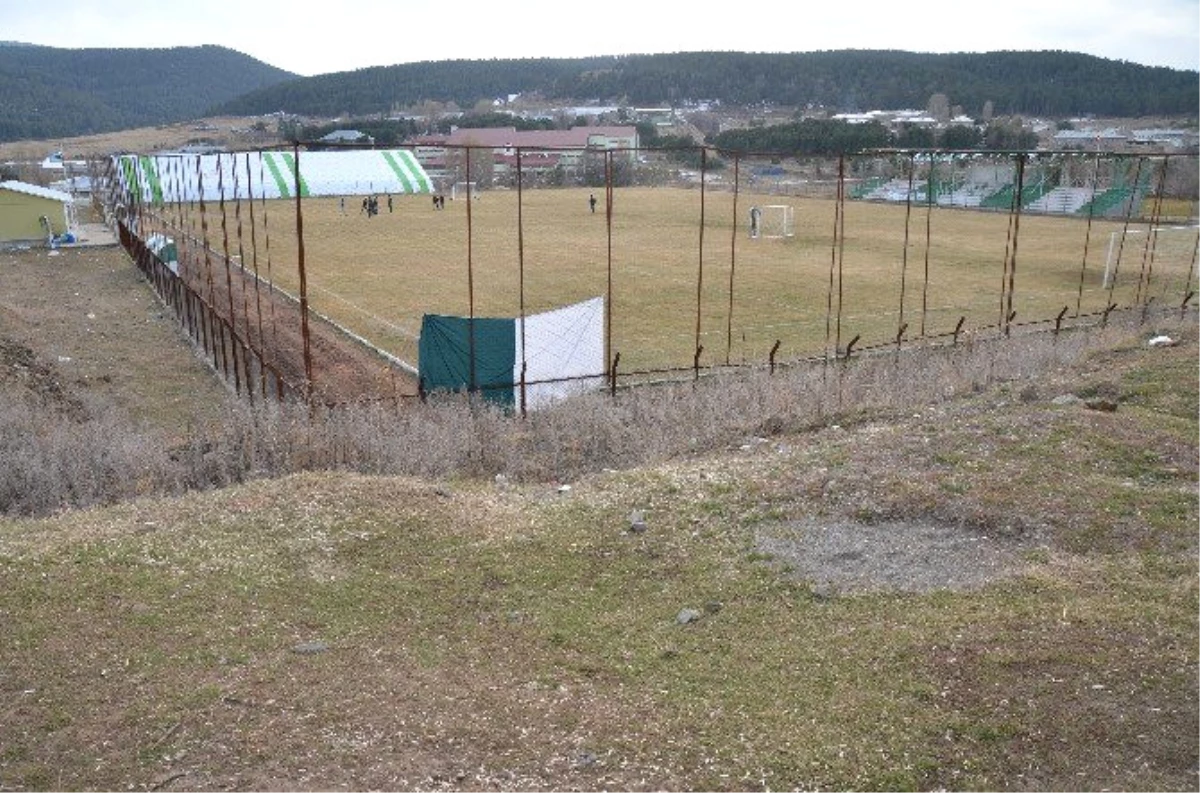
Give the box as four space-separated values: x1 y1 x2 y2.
0 313 1195 791
1 214 1198 791
0 117 279 161
0 128 1196 791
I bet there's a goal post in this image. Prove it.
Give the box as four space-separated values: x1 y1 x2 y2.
749 204 795 239
451 181 478 201
1103 225 1199 288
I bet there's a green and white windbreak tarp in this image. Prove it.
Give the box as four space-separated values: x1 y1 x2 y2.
418 297 606 409
114 149 433 203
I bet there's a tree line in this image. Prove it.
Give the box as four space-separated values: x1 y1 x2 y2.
0 44 293 142
701 117 1038 156
223 50 1197 121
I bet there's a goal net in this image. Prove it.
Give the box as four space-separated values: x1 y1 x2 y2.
1103 225 1199 288
451 181 478 201
750 204 795 239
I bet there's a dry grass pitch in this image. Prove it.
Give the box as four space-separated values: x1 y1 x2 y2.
147 185 1194 380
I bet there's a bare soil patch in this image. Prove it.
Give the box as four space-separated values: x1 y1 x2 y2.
755 517 1030 595
0 243 236 434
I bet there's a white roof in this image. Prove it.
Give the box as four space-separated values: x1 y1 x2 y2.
0 180 72 203
320 129 367 141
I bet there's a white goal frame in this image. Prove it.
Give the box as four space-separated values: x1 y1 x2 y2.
451 181 478 201
1103 225 1199 288
752 204 795 239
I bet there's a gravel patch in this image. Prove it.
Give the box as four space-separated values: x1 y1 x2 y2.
755 518 1033 596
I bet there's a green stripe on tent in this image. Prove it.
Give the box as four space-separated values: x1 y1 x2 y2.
119 156 140 201
410 149 434 191
262 153 291 198
402 149 433 192
380 151 415 192
418 314 516 406
280 152 311 197
381 150 431 193
138 156 163 204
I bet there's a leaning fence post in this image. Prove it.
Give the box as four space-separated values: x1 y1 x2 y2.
609 352 620 398
1101 302 1117 328
769 340 781 374
843 334 860 359
1054 306 1068 335
952 316 965 346
693 345 703 381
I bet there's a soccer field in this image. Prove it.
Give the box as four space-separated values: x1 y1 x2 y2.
169 185 1195 376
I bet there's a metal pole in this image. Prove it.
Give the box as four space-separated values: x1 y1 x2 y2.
466 146 476 394
899 152 915 341
605 150 614 384
293 143 313 401
726 154 740 365
218 155 241 394
693 146 707 369
517 148 527 415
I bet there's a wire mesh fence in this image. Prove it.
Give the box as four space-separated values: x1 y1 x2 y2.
98 143 1199 409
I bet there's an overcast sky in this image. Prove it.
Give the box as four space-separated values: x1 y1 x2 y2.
2 0 1197 76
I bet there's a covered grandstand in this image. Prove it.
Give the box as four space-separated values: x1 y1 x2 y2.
853 153 1157 218
113 149 433 204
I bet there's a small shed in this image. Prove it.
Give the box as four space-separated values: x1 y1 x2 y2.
320 129 372 144
0 180 74 245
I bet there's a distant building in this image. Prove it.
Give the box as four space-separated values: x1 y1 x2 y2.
171 144 227 155
1128 128 1199 149
319 129 373 145
408 126 639 185
40 150 87 173
0 180 74 245
49 175 92 197
1052 128 1128 151
1047 125 1198 152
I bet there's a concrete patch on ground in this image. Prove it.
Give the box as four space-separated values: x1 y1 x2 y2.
754 518 1034 596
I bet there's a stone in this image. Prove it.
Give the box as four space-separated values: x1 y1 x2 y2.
292 641 329 655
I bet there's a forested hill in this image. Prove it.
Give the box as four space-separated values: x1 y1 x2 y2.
1 46 1195 145
214 50 1198 120
0 44 296 142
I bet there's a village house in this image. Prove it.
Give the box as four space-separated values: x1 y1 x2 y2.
408 125 639 187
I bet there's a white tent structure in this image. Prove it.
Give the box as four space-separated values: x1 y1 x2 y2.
113 149 433 204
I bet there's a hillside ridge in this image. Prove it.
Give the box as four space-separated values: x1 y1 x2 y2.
1 45 1196 145
0 43 297 142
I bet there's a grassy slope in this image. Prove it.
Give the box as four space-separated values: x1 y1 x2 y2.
0 246 1196 790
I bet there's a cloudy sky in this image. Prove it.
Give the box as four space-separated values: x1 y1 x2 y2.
2 0 1196 76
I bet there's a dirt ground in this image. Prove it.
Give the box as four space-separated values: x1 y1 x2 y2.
130 228 418 405
0 244 232 440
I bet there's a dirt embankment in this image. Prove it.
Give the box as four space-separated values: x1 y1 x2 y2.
166 236 417 404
